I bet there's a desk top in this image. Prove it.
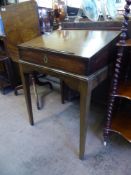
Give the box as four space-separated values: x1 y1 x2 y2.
19 30 120 59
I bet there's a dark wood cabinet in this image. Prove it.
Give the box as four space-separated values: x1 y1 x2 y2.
110 48 131 142
104 49 131 144
104 0 131 145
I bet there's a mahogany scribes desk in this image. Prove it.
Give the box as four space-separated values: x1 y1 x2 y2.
18 30 120 159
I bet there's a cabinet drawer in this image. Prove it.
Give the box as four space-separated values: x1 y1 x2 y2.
19 49 87 75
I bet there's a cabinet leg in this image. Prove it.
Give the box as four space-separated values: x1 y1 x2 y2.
103 96 115 145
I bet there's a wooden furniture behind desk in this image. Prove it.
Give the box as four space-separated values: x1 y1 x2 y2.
0 0 41 105
104 41 131 143
0 1 52 108
0 0 40 87
0 1 40 63
18 30 120 159
0 35 16 93
104 0 131 145
62 21 122 31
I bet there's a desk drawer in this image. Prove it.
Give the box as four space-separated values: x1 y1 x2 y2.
20 49 87 75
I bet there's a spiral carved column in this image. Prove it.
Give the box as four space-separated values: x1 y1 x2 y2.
104 0 131 145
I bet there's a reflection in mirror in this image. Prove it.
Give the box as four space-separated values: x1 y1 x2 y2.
0 0 18 6
0 15 5 35
82 0 99 21
17 0 128 23
33 0 128 22
60 0 127 22
75 0 126 21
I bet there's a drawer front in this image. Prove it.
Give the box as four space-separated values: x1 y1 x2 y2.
20 49 86 75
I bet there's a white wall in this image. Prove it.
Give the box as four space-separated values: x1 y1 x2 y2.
67 0 81 8
18 0 52 8
35 0 52 8
18 0 82 8
18 0 29 2
18 0 126 10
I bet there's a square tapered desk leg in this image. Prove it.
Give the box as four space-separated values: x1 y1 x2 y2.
20 65 90 159
19 61 108 159
79 81 91 160
20 65 34 125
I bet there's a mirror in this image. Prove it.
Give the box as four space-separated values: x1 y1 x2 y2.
0 0 18 6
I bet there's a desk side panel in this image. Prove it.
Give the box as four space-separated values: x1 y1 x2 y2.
87 36 119 75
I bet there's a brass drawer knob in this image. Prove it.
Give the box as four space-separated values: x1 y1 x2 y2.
43 55 48 63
